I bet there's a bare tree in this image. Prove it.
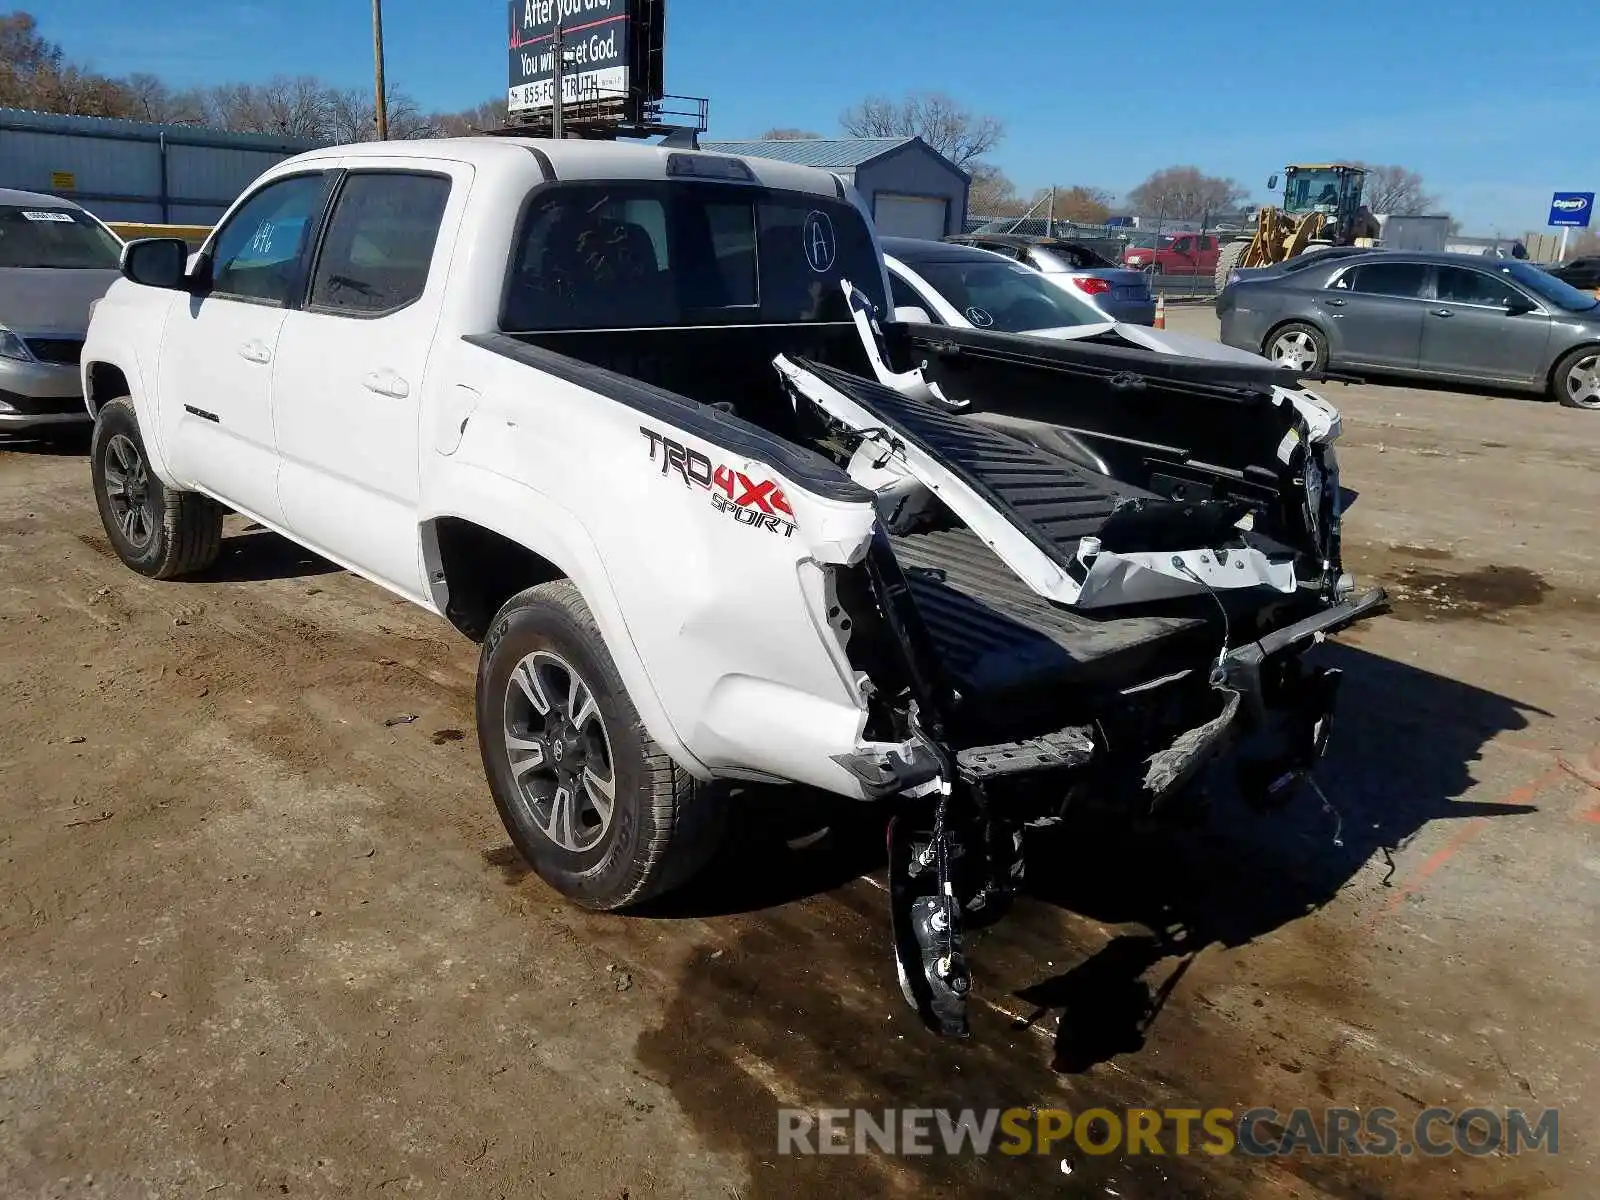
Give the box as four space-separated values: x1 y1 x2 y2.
1036 185 1114 224
839 91 1002 168
325 87 436 142
759 127 822 140
433 97 509 136
0 10 473 144
1127 166 1246 222
0 13 134 116
967 164 1022 217
1352 163 1440 215
121 72 172 121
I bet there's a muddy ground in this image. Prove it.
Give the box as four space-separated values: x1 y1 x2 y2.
2 343 1597 1198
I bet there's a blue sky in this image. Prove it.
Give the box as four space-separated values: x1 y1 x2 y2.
41 0 1593 235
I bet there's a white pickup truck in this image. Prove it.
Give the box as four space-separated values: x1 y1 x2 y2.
82 137 1384 1037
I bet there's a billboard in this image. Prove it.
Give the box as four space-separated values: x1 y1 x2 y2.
1547 192 1594 229
508 0 663 117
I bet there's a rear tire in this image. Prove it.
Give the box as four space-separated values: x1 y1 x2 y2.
1550 345 1600 409
1215 239 1251 293
477 580 726 911
90 397 223 579
1264 322 1328 374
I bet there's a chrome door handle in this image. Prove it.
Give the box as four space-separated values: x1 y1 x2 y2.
1430 308 1454 318
362 369 411 399
237 340 272 364
1325 298 1346 307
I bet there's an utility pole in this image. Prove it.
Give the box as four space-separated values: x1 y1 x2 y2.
550 19 566 140
371 0 389 141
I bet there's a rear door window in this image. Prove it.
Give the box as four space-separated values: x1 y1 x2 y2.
1434 266 1522 309
502 184 883 330
308 172 452 316
1339 262 1429 299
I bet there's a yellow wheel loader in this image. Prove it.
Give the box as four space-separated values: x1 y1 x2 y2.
1214 164 1376 292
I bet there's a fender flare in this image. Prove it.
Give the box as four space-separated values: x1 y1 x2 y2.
419 463 711 782
81 338 181 488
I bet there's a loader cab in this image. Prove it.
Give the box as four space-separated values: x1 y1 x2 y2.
1277 164 1367 237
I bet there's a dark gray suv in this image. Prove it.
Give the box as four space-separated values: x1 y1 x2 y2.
1217 251 1600 409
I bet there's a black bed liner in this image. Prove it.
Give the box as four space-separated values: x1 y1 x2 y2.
891 526 1216 723
794 359 1250 572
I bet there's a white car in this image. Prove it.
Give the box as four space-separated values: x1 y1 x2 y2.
883 236 1276 366
82 137 1380 1038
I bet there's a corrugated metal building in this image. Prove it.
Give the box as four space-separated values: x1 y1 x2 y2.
701 137 969 240
0 108 323 225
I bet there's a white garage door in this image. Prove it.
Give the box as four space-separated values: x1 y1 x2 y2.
874 193 950 240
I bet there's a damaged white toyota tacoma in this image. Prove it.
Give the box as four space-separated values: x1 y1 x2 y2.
81 137 1385 1036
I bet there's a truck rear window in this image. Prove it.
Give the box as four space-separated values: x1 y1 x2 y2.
501 183 885 331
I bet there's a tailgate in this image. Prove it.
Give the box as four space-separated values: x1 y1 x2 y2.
776 355 1299 610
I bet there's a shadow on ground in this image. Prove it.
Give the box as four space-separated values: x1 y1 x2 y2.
619 639 1544 1197
195 528 342 584
0 428 91 456
997 639 1545 1074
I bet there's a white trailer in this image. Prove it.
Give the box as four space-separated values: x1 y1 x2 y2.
1374 213 1452 253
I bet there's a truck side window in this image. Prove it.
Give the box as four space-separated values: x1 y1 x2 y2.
504 190 688 330
308 172 451 316
208 173 330 306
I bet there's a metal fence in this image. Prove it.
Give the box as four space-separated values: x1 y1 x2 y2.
0 107 321 224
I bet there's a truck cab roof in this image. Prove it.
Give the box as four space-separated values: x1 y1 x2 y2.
282 136 848 197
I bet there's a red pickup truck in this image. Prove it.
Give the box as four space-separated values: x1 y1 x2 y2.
1122 233 1219 276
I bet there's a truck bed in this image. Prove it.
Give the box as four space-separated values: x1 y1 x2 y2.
793 359 1265 569
890 525 1216 729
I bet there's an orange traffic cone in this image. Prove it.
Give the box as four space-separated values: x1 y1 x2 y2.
1153 294 1167 330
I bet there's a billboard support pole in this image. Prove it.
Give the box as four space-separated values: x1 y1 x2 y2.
550 20 565 140
1558 225 1569 262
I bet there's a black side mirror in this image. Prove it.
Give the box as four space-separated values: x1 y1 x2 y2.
120 237 192 291
1504 296 1537 317
1267 173 1280 191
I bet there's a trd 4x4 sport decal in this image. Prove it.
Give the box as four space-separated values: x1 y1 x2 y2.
640 427 797 539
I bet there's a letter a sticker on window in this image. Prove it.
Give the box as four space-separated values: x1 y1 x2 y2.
803 212 836 274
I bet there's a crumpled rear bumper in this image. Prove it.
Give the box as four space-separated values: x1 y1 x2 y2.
1222 586 1388 720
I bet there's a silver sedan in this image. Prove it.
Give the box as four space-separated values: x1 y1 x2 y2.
1216 251 1600 409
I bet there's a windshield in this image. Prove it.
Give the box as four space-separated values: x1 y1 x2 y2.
1283 169 1346 215
1503 260 1600 312
914 259 1105 332
0 205 121 269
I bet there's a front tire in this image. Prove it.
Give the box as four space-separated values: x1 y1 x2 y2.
90 397 223 579
1214 239 1251 293
1264 322 1329 374
1550 345 1600 409
477 580 725 911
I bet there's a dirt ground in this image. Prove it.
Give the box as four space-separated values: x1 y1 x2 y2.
2 337 1597 1198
